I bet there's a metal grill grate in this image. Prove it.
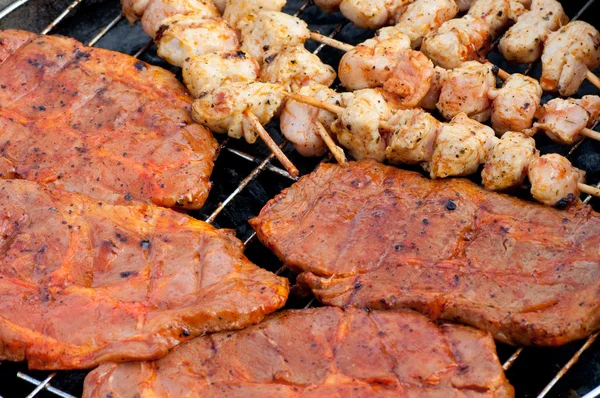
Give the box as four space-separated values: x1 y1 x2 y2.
0 0 599 396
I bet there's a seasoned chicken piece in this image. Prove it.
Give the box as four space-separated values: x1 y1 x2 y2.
541 21 600 96
482 132 539 191
280 85 343 157
529 154 585 207
331 89 392 162
240 11 310 63
141 0 219 37
339 28 411 91
489 74 542 135
223 0 286 31
314 0 343 12
121 0 150 23
428 113 499 179
394 0 458 48
261 45 336 91
385 108 442 164
183 51 260 97
192 82 285 143
421 15 491 69
156 16 238 67
212 0 226 13
339 0 413 29
468 0 516 38
534 96 600 144
339 32 433 107
437 61 496 122
420 66 446 110
499 0 568 64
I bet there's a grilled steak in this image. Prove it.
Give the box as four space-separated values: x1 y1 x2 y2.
83 307 514 397
0 179 288 370
251 160 600 346
0 30 217 209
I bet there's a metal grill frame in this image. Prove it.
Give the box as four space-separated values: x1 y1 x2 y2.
0 0 599 396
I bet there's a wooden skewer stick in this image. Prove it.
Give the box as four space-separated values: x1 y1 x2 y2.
315 121 348 165
586 69 600 90
579 183 600 198
581 127 600 141
243 109 299 178
310 32 355 52
282 91 394 130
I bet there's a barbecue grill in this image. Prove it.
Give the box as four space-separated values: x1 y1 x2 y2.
0 0 599 396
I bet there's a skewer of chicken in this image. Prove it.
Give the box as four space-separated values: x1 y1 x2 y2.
122 0 302 177
122 0 347 173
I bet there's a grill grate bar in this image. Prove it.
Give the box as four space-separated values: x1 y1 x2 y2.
87 12 125 46
502 347 523 371
226 147 295 180
40 0 84 35
23 372 57 398
538 332 600 398
0 0 30 21
584 383 600 398
17 372 75 398
205 140 291 224
134 39 154 59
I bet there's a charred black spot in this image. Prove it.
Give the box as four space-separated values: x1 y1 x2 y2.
120 271 138 278
555 194 576 209
354 281 362 290
446 200 457 211
124 193 133 201
264 53 278 64
134 61 147 71
140 240 151 249
75 51 91 61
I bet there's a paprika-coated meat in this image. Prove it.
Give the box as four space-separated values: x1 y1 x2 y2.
251 160 600 346
83 307 514 398
0 179 288 370
0 30 217 210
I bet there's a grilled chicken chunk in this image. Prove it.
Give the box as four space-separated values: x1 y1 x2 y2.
468 0 520 38
394 0 458 48
331 89 392 162
251 160 600 345
339 0 412 29
192 82 285 143
84 308 514 398
0 30 216 209
280 85 342 157
240 11 310 63
223 0 286 31
489 74 542 135
437 61 496 122
183 50 260 98
314 0 343 12
121 0 150 23
428 113 498 178
499 0 568 64
386 108 442 164
156 15 238 67
529 154 586 207
541 21 600 96
141 0 219 37
261 45 337 91
535 95 600 144
421 15 491 69
420 66 446 110
482 131 539 191
339 27 410 90
339 30 433 107
0 179 288 370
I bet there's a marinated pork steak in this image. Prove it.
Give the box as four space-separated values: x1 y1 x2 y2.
0 179 288 370
83 307 514 398
0 30 217 209
251 160 600 346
